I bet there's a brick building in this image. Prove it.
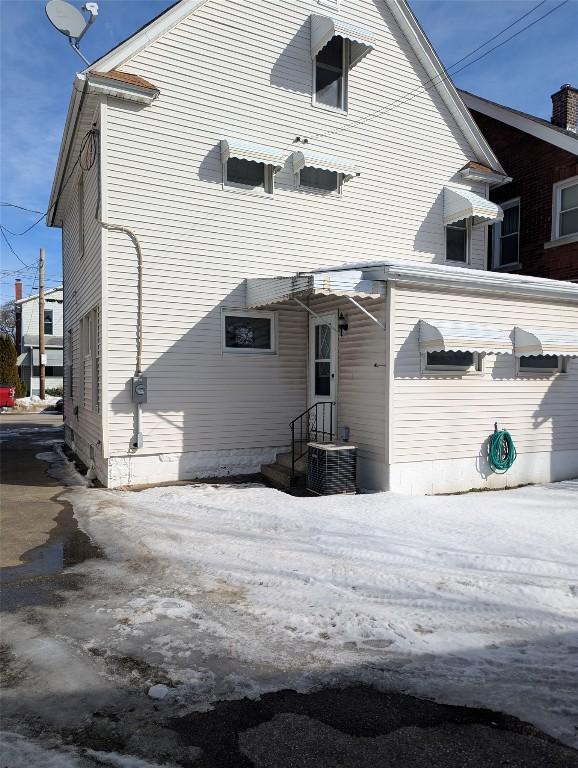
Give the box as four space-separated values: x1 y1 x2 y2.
461 85 578 281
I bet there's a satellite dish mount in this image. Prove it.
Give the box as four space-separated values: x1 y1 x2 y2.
45 0 98 66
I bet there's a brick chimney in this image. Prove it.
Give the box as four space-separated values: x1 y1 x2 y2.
551 84 578 132
14 279 22 301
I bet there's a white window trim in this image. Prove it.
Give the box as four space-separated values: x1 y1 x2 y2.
312 37 349 114
516 355 568 376
550 175 578 243
222 160 275 196
492 198 520 269
444 217 472 265
421 350 484 376
294 168 343 196
44 308 54 335
317 0 340 9
221 309 278 355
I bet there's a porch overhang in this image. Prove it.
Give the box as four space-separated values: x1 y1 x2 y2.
443 186 503 226
514 327 578 357
246 270 382 308
420 320 512 354
310 14 377 67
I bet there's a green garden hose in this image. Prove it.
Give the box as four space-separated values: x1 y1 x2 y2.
488 429 517 473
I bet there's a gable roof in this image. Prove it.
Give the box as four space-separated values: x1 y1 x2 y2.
460 90 578 156
84 0 505 175
16 286 63 306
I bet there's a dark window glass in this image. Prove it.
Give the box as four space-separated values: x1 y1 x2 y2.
315 361 331 396
226 158 265 188
225 315 272 349
315 36 344 109
315 324 331 359
519 355 559 370
560 183 578 236
446 219 467 262
300 167 339 192
498 204 519 266
44 310 54 335
426 351 474 368
33 366 64 377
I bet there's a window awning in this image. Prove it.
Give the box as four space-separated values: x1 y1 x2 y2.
221 139 288 169
419 320 512 354
247 270 381 308
310 14 377 68
514 327 578 357
443 186 503 226
16 353 28 366
32 348 63 365
291 149 360 181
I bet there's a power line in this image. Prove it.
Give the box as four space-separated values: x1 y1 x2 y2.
0 226 33 268
1 203 46 214
306 0 568 142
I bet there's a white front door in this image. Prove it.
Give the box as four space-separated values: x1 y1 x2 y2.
308 312 337 438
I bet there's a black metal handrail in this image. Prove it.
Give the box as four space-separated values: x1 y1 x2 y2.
290 401 334 479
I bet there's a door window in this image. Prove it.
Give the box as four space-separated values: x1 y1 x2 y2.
314 323 332 396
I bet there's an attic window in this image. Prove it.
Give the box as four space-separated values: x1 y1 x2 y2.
314 36 348 111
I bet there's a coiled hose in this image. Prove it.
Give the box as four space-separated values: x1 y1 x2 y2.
488 429 517 473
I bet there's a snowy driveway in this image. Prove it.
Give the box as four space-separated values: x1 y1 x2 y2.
27 476 577 749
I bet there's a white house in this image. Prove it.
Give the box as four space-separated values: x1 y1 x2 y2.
15 284 64 397
48 0 578 493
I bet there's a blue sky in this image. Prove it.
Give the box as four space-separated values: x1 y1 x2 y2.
1 0 576 302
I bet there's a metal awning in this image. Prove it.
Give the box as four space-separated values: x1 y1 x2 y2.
32 348 63 365
419 320 512 354
291 149 359 181
16 353 28 366
443 186 503 226
247 270 382 308
514 327 578 357
310 14 377 68
221 139 287 169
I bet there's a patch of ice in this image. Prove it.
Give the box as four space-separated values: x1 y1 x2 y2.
86 749 178 767
147 684 170 700
36 443 89 487
0 731 83 767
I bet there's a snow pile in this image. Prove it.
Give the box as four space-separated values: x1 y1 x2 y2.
52 480 578 746
15 394 60 410
0 731 180 768
36 443 90 486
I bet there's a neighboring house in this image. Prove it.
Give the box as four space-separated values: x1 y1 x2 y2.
461 85 578 280
47 0 578 494
14 281 64 396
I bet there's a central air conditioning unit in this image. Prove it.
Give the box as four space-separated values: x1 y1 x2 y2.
307 442 357 495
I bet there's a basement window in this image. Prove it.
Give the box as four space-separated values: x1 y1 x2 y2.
423 350 481 373
518 355 566 374
225 158 273 193
222 310 276 354
299 166 341 193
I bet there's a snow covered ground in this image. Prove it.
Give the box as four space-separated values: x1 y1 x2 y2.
3 452 578 753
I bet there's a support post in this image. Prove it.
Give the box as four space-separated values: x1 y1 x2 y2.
38 248 46 401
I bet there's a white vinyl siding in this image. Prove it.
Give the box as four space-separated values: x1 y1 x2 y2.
392 284 578 464
101 0 488 460
61 146 103 469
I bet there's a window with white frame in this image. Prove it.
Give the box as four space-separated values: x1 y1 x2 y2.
313 36 348 111
224 157 273 193
222 310 276 354
80 307 99 411
445 218 470 263
493 199 520 268
518 354 566 374
298 166 341 194
44 309 54 335
423 350 481 373
552 176 578 240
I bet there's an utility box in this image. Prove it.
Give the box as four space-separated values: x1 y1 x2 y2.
131 375 147 404
307 442 357 495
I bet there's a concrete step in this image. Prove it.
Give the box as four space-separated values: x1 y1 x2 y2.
261 461 305 490
276 450 307 474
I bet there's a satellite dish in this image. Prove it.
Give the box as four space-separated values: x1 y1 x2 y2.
45 0 86 38
45 1 98 66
